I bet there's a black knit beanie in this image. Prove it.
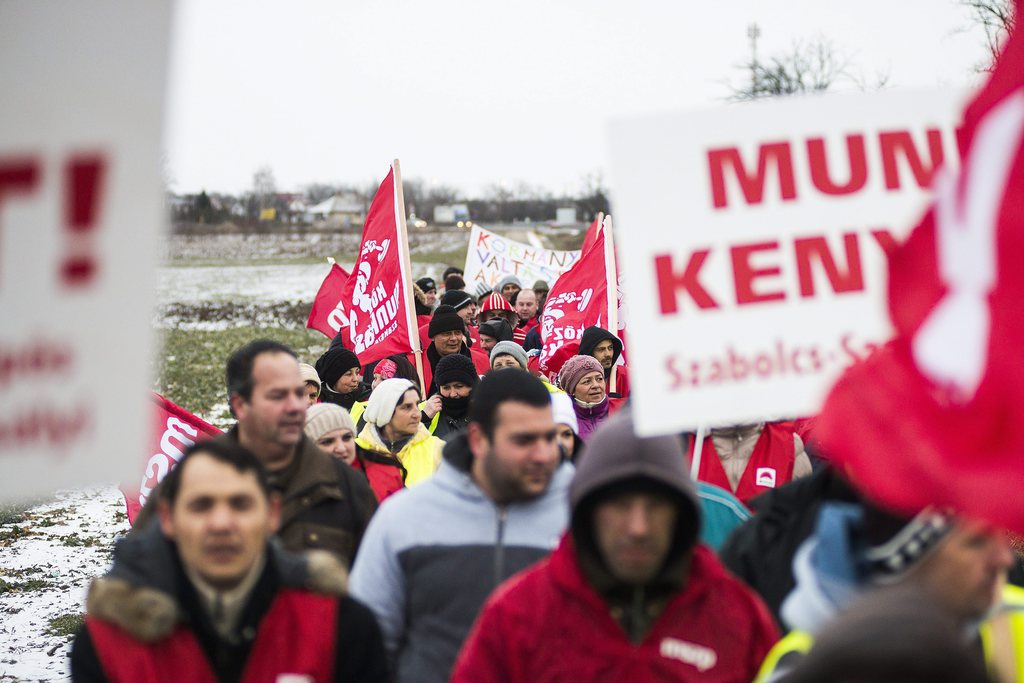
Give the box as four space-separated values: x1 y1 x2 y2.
435 353 479 388
428 305 466 338
314 346 361 389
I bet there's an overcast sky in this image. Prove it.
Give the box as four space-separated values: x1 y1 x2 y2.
164 0 993 198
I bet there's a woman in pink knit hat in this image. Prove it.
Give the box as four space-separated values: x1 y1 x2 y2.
557 354 623 440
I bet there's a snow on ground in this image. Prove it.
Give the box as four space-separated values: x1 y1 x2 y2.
0 486 129 681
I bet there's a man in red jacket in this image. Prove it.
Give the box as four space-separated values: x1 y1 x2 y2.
452 410 779 682
71 439 387 682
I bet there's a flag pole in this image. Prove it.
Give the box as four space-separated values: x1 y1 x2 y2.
392 158 426 399
690 424 706 480
602 215 619 395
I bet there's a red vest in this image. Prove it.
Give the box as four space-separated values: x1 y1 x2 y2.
693 423 795 505
87 589 337 683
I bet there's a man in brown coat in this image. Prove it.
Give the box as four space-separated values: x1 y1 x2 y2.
135 340 377 567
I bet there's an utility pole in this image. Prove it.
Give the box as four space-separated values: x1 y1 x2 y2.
747 23 761 96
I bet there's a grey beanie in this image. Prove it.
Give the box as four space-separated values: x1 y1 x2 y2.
496 275 522 292
569 409 701 556
490 340 528 370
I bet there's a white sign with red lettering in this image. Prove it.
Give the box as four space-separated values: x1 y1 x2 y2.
608 88 965 435
0 2 173 500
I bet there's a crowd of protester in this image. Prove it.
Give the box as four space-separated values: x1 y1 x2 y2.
72 267 1024 682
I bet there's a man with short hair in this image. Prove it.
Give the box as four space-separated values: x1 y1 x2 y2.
356 378 444 486
350 369 573 682
512 288 539 346
133 340 377 567
73 440 388 682
452 410 779 682
578 325 630 398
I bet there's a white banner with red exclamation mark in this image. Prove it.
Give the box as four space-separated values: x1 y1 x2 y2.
0 1 173 501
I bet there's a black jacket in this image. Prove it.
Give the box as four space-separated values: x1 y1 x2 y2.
578 326 622 377
71 525 388 682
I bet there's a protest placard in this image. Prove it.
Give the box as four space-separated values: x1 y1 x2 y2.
463 225 581 289
0 1 173 500
608 88 965 436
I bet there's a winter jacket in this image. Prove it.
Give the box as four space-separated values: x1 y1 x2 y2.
349 433 572 683
71 525 387 683
718 466 858 627
572 395 625 440
697 481 751 552
132 428 378 568
451 540 778 683
355 422 443 487
578 325 630 398
320 382 373 411
352 444 405 502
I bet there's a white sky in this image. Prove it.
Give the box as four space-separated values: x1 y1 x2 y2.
164 0 993 198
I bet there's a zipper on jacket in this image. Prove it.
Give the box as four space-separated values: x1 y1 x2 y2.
493 506 508 586
629 586 645 644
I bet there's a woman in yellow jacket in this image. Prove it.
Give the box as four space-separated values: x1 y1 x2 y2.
355 377 444 487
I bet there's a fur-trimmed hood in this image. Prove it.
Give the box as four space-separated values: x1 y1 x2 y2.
86 524 347 642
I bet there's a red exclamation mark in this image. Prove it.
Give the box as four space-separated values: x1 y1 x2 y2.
62 155 105 287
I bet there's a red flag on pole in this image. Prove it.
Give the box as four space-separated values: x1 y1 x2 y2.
307 261 352 339
816 7 1024 530
340 165 420 368
580 213 603 255
121 394 222 523
539 220 618 379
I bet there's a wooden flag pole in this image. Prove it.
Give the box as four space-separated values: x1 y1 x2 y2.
602 215 619 395
690 424 706 481
392 158 427 399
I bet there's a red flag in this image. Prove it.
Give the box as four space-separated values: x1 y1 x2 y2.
306 262 351 339
816 7 1024 530
580 214 602 255
121 394 222 523
539 225 614 379
339 167 418 365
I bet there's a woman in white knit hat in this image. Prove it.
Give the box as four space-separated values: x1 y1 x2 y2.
305 402 405 502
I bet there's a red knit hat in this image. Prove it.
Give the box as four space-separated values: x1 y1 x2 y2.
480 291 514 313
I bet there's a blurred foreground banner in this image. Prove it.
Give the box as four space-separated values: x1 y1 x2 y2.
608 88 965 436
0 2 173 501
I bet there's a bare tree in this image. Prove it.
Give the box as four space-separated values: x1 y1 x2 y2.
961 0 1016 70
252 165 276 209
729 35 850 101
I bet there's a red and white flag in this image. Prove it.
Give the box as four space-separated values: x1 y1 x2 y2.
121 394 222 523
539 218 622 379
306 262 351 339
816 5 1024 531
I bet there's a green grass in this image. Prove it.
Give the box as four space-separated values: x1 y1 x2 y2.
46 613 84 638
0 576 51 594
155 326 329 423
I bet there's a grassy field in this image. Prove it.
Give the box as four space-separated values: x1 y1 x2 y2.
155 326 329 427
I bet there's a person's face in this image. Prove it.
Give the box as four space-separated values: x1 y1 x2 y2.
477 309 496 324
334 366 362 394
492 354 521 371
501 283 521 300
592 339 616 370
304 382 320 407
433 329 464 356
424 289 437 306
372 373 385 389
317 428 357 465
231 352 307 467
158 453 280 591
468 402 559 504
480 334 497 353
593 491 677 585
456 305 476 325
440 381 472 398
915 521 1013 622
386 389 422 437
515 291 538 322
555 424 576 456
574 370 606 403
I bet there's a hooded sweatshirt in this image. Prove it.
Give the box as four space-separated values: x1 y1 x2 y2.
578 326 630 398
451 409 779 683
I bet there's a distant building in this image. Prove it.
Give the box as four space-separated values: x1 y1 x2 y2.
433 203 470 225
307 192 365 228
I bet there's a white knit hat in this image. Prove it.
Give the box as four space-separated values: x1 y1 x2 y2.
304 403 355 441
550 392 579 434
363 378 416 427
298 362 321 390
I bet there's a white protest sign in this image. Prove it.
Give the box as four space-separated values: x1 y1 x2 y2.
608 88 965 436
0 1 173 500
463 225 581 289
